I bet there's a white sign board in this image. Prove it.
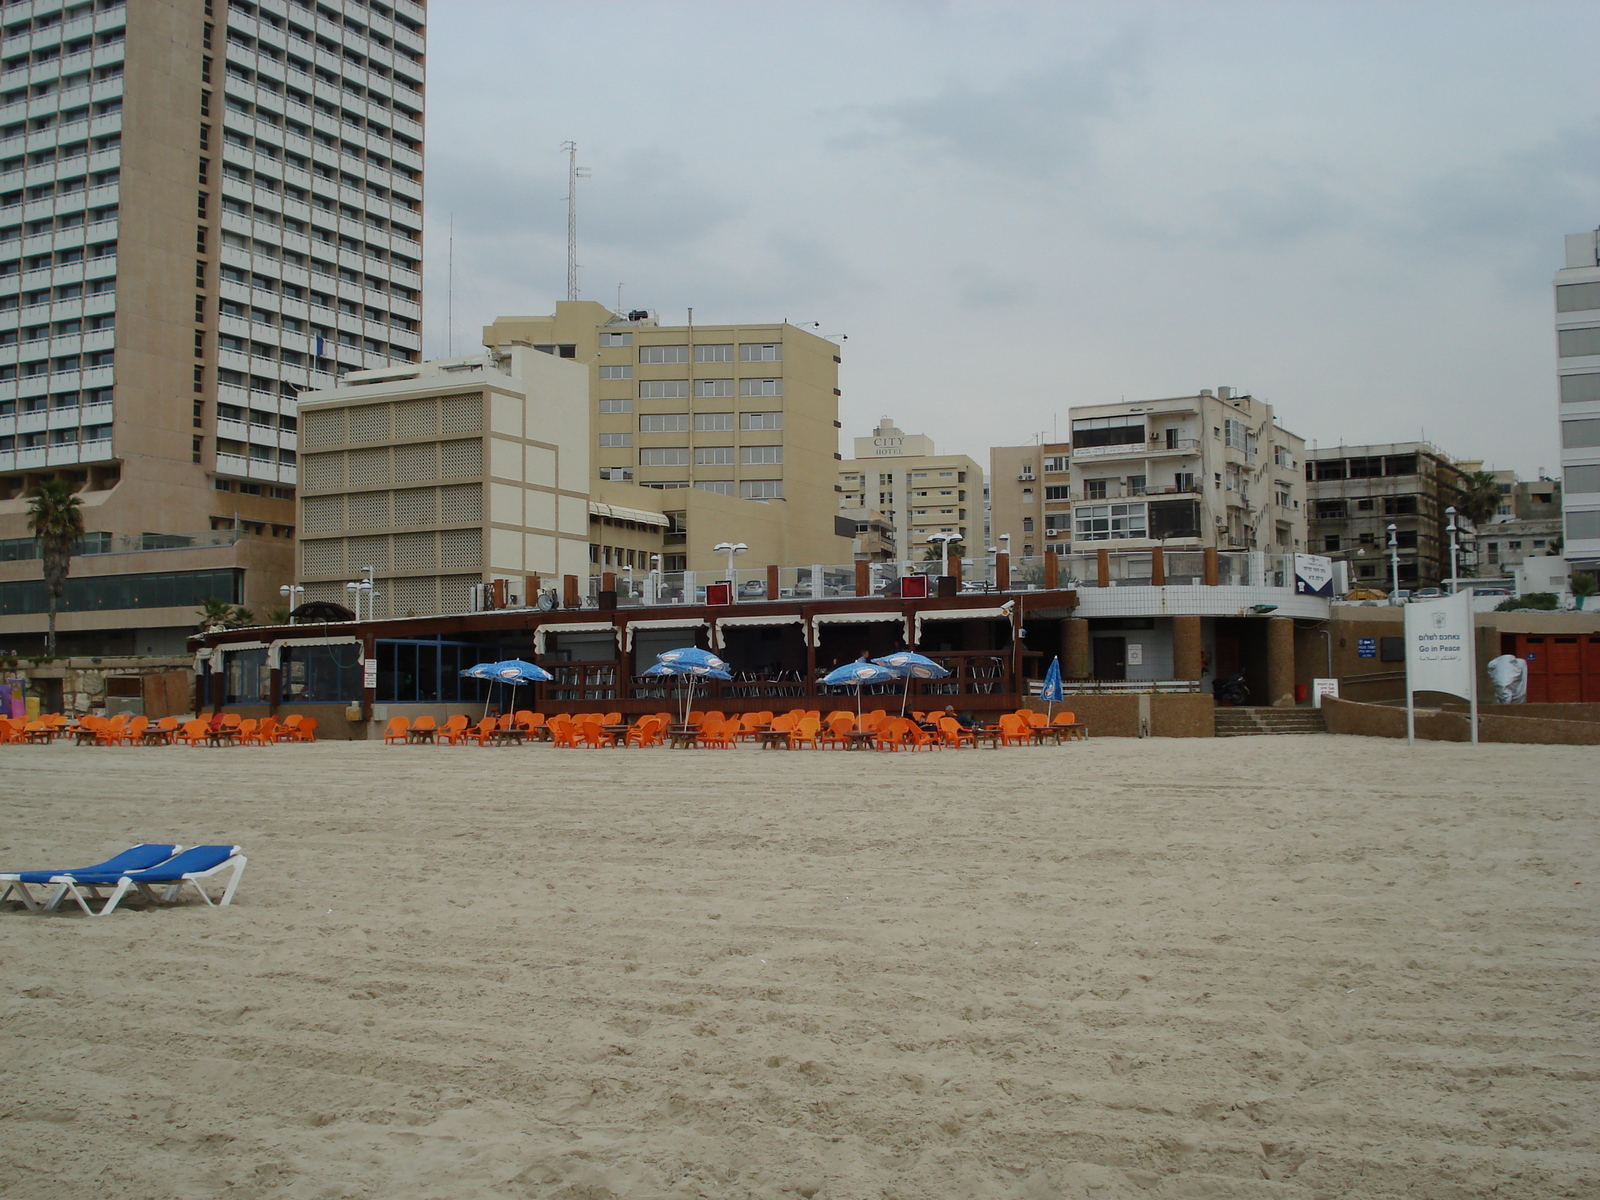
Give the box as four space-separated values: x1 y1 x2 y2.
1293 553 1334 597
363 658 378 690
1126 643 1143 666
1312 678 1339 707
1403 589 1478 743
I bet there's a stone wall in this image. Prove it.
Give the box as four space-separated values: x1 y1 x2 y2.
1019 693 1214 738
1321 696 1600 745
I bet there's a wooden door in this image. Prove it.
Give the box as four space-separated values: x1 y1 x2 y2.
1548 637 1582 703
1584 636 1600 703
1519 636 1548 703
1093 636 1126 681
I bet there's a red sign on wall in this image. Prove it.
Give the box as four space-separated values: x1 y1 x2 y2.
900 575 929 599
705 581 733 606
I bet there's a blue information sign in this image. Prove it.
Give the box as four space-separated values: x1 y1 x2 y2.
1357 638 1377 659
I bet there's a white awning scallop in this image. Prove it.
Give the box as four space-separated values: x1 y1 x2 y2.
710 613 805 649
208 640 268 673
809 610 910 643
623 617 708 652
533 620 619 655
266 636 364 669
913 603 1013 645
588 501 671 527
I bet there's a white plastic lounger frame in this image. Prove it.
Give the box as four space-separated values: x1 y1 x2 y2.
51 849 248 917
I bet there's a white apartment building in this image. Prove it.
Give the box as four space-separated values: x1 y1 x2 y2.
0 0 424 654
1557 229 1600 573
837 418 983 560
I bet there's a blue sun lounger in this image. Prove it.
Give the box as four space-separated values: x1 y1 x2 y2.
0 844 181 913
51 844 246 916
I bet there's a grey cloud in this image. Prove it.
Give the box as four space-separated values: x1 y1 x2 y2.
951 263 1034 307
843 37 1147 180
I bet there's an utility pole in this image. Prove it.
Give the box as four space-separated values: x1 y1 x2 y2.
561 141 590 302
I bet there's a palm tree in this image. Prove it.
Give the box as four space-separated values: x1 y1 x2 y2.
26 478 84 656
197 597 236 632
1454 470 1502 527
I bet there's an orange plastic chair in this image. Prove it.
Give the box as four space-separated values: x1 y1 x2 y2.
244 716 277 745
547 715 580 748
602 711 622 726
579 719 615 748
463 717 498 746
626 716 660 747
1051 711 1077 726
788 716 822 749
874 722 907 751
176 718 210 746
277 714 304 741
408 715 437 743
383 716 411 744
903 722 942 751
938 717 975 748
293 717 317 742
438 715 471 745
699 719 735 749
997 714 1032 746
819 713 855 748
769 712 798 734
1024 711 1048 729
146 716 179 745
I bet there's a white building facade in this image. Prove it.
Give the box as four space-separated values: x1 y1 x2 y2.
1557 230 1600 573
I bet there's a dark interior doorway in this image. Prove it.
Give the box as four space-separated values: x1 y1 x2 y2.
1093 636 1126 680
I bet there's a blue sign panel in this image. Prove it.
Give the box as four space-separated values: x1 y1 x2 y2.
1357 638 1377 659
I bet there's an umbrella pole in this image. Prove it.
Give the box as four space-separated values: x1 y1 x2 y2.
899 671 911 719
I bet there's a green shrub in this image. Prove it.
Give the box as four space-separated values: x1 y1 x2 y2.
1495 593 1558 612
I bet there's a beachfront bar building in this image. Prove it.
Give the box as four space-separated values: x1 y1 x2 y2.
195 544 1335 735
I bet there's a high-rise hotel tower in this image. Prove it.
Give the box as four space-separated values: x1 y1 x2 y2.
0 0 424 655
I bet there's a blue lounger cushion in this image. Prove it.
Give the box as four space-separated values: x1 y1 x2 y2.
51 845 246 916
0 844 180 912
58 844 235 886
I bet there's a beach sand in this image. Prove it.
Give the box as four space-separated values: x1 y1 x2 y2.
0 735 1594 1200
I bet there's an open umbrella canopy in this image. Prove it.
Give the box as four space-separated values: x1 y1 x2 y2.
822 661 899 686
654 646 728 671
642 662 732 680
874 651 951 679
1040 656 1064 703
493 659 553 683
459 661 502 679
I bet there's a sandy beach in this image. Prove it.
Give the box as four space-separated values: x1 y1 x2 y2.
0 735 1594 1200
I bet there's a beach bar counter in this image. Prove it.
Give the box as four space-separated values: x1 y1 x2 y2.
194 550 1336 736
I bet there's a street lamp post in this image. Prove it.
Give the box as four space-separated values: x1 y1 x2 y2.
1445 506 1459 594
713 541 747 601
647 554 661 605
928 532 959 581
279 583 305 623
1387 523 1401 601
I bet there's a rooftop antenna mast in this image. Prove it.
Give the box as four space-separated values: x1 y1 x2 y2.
561 141 590 302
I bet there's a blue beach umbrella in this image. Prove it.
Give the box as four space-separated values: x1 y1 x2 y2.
822 660 899 717
655 646 728 672
1040 656 1064 718
494 659 554 683
874 650 952 719
646 652 733 725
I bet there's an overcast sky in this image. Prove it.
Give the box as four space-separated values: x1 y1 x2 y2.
420 1 1598 479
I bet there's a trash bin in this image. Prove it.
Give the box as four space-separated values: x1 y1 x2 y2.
1294 683 1309 704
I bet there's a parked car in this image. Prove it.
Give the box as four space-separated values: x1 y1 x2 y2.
1411 587 1444 601
1473 587 1512 597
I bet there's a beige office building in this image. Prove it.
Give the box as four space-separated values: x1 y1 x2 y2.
1067 388 1306 554
483 302 851 571
989 440 1072 559
295 347 592 618
0 0 426 653
838 417 983 560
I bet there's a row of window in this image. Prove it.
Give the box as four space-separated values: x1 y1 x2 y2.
0 312 110 341
217 218 416 272
0 347 110 377
227 2 424 75
221 36 421 124
596 334 782 362
0 60 121 108
0 165 118 208
220 191 416 242
0 422 108 449
217 402 296 431
219 261 415 303
637 445 784 469
629 378 781 400
1559 327 1600 359
1557 282 1600 313
0 529 109 560
0 128 117 172
0 237 112 274
1 23 123 72
0 95 118 138
0 201 115 239
2 1 125 42
0 567 240 616
0 386 111 414
1561 373 1599 404
216 436 295 464
220 113 417 183
603 411 783 431
219 296 412 333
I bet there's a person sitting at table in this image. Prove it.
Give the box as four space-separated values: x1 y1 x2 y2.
941 704 976 729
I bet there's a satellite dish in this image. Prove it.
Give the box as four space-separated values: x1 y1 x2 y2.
535 591 557 612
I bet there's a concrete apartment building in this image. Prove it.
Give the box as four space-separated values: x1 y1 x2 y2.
1305 443 1468 591
483 302 851 572
1477 472 1563 579
837 417 983 560
989 440 1072 558
1066 388 1306 556
1557 229 1600 577
0 0 425 653
295 347 592 618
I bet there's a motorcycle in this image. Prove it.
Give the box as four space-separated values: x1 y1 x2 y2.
1212 670 1250 707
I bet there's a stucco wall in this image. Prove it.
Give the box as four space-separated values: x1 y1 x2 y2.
1321 696 1600 745
1019 692 1214 738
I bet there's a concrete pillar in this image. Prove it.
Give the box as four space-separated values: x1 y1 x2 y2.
854 559 869 597
1172 615 1202 681
1151 547 1165 587
1063 617 1091 679
1203 547 1219 586
767 564 780 600
1096 549 1110 588
1266 616 1295 707
562 574 579 609
1044 550 1059 590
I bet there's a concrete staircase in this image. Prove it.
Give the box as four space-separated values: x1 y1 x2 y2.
1213 706 1329 737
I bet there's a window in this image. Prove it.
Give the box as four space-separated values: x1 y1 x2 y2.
1315 499 1347 519
1044 485 1070 500
695 446 732 465
1074 502 1147 541
638 345 688 364
1560 373 1600 404
1224 418 1249 451
1084 479 1107 499
1557 282 1600 312
1071 416 1143 447
694 480 734 495
599 331 632 347
741 445 782 465
639 380 689 400
640 447 689 466
1562 418 1600 448
639 413 689 433
598 398 632 414
740 378 782 397
739 343 782 362
1042 455 1068 473
695 379 733 398
694 344 732 363
741 411 783 430
598 364 632 380
1022 517 1034 533
1558 327 1600 358
598 433 632 448
1566 463 1600 493
741 480 783 499
694 412 734 432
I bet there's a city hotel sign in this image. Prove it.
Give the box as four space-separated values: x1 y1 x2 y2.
873 436 906 456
